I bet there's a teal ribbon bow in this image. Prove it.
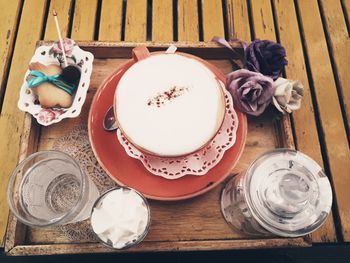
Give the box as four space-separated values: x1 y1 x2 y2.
27 70 76 96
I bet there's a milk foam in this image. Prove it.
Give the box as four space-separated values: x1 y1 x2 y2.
116 54 225 156
91 188 149 249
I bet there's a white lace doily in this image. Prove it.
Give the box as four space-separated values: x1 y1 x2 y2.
117 89 239 179
53 125 117 242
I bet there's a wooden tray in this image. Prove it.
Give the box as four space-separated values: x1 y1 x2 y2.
4 42 310 256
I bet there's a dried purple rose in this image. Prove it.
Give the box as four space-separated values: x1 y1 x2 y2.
227 69 275 116
245 40 288 80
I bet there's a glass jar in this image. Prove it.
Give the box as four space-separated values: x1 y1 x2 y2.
221 149 333 237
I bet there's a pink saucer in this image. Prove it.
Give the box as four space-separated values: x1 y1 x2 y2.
88 58 247 201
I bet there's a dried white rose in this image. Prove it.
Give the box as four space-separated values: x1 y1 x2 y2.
272 77 304 114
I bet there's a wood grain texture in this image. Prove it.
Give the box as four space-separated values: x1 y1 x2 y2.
201 0 225 41
319 0 350 128
44 0 72 40
25 188 247 244
125 0 147 41
177 0 199 41
152 0 173 41
0 0 21 101
99 0 123 41
273 0 336 243
225 0 251 41
36 40 242 60
4 113 40 250
297 0 350 241
0 0 47 247
6 238 308 256
250 0 275 40
71 0 98 40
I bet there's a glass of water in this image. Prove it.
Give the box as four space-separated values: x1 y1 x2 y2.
221 149 333 237
7 150 99 228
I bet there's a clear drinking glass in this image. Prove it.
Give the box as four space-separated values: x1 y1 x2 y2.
221 149 333 237
7 150 100 228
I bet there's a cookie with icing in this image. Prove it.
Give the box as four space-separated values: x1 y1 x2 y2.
27 62 74 108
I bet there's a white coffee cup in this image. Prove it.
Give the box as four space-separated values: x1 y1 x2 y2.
114 46 226 157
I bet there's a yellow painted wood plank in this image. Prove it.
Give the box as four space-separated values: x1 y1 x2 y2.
99 0 123 41
125 0 147 41
320 0 350 128
297 0 350 241
44 0 72 40
273 0 337 243
0 0 21 102
225 0 251 41
177 0 199 41
0 0 47 246
71 0 98 40
201 0 225 41
152 0 173 41
250 0 275 40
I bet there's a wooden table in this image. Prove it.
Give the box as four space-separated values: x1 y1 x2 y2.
0 0 349 250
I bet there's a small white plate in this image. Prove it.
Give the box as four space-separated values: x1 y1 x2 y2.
18 42 94 126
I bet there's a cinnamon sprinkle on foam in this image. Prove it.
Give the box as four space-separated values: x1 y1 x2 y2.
147 86 189 107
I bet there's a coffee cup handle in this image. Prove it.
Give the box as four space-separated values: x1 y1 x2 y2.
132 46 150 62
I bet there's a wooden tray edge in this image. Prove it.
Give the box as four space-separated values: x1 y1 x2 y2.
4 113 39 253
4 43 310 255
36 40 243 49
35 41 244 61
6 237 310 256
